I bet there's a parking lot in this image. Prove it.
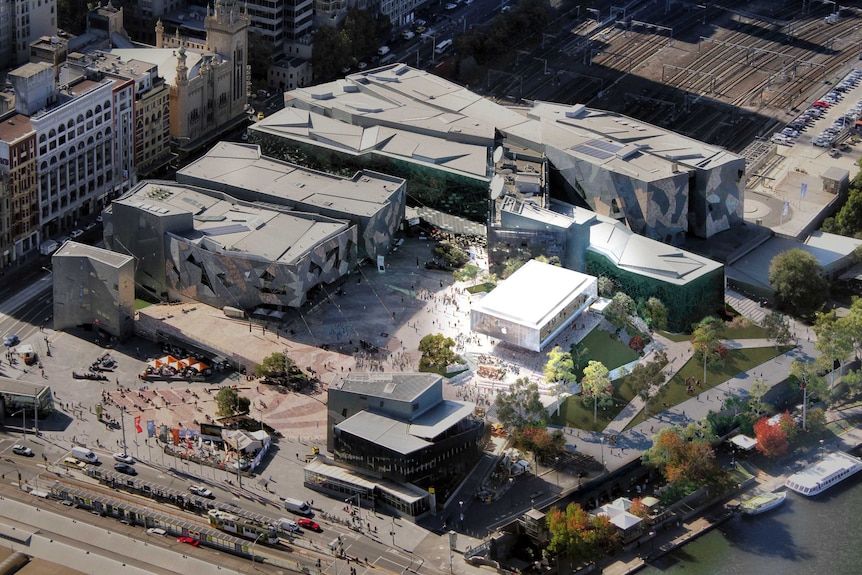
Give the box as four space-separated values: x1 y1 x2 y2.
771 67 862 149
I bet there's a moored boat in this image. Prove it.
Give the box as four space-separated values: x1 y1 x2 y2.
740 490 787 515
785 451 862 497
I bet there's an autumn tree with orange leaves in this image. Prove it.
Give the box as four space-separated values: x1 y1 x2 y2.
753 414 795 458
642 428 729 501
546 502 619 564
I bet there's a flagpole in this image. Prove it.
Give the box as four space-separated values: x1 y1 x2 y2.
120 407 127 453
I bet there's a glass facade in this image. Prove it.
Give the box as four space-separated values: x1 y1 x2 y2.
0 384 55 419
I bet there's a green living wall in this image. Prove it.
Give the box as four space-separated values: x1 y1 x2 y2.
586 250 724 332
250 131 490 223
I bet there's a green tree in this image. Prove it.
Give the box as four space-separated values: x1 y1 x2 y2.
255 352 292 381
691 316 724 385
768 248 828 318
581 360 613 426
58 0 89 34
642 297 668 331
627 350 667 417
814 310 854 397
544 346 576 416
761 311 792 349
790 358 828 428
418 333 457 370
495 377 547 429
597 276 615 298
603 292 636 328
215 387 251 418
841 297 862 360
433 241 469 268
311 26 353 80
748 377 770 417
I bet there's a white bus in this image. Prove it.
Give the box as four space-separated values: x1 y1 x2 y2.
435 39 453 54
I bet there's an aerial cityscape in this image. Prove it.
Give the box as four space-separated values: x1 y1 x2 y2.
2 0 862 574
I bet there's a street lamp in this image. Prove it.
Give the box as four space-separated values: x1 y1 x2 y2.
250 532 264 572
554 456 560 486
346 494 361 524
12 408 26 439
600 434 605 466
508 477 514 507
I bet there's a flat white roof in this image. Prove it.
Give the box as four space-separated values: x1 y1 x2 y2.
471 259 596 329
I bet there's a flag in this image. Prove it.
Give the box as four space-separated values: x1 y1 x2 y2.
147 420 155 438
782 201 790 217
134 415 143 434
800 182 807 199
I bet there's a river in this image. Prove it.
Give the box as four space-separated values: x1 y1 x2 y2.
640 476 862 575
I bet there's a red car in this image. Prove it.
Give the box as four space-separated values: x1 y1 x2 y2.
812 101 830 108
178 536 200 547
297 518 322 532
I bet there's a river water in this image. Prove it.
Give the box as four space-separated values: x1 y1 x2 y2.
640 476 862 575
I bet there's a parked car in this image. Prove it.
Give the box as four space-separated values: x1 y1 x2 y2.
297 517 322 532
12 445 34 456
147 528 167 536
114 463 137 475
813 100 830 108
70 229 84 239
402 30 415 40
189 485 213 498
178 536 200 547
445 2 458 9
113 453 134 464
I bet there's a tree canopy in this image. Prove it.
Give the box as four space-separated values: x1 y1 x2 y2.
603 292 636 328
544 346 577 388
215 387 251 418
580 360 613 425
754 414 793 458
495 377 547 429
418 333 457 370
546 502 618 563
761 311 793 348
642 427 728 499
642 297 669 331
768 248 828 318
627 351 667 416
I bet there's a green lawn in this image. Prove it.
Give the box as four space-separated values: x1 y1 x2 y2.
657 322 768 342
553 345 791 432
547 328 640 430
621 345 792 430
135 299 155 310
575 327 639 376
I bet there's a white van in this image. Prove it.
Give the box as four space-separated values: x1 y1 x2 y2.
276 518 299 532
71 446 100 464
377 46 390 56
283 497 313 516
39 240 59 256
435 39 453 55
771 133 791 145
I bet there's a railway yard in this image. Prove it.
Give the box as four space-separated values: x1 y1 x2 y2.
481 0 862 155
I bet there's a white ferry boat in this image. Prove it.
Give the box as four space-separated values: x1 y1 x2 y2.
785 451 862 496
740 491 787 515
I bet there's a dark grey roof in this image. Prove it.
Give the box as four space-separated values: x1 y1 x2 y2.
409 400 475 439
331 372 440 402
336 411 430 455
